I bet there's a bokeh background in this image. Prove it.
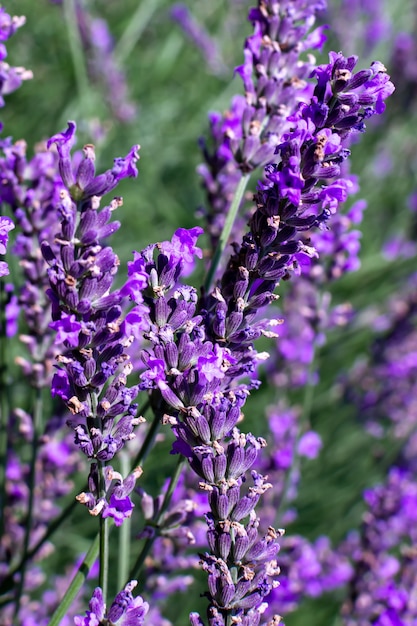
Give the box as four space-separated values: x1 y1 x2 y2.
2 0 417 623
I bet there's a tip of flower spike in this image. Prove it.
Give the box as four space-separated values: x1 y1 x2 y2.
46 120 77 152
111 145 141 181
124 580 138 593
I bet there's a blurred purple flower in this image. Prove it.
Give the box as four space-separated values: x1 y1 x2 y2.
298 431 322 459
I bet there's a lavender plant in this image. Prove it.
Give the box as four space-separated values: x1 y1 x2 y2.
340 466 417 624
0 1 399 625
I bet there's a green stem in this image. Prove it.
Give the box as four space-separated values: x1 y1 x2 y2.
99 512 109 601
204 173 251 293
13 388 43 618
118 451 131 591
63 0 90 112
91 389 109 603
128 455 185 583
49 531 102 626
115 0 161 65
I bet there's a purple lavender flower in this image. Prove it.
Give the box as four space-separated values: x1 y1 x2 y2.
201 52 393 390
297 430 322 459
0 138 66 387
198 0 328 250
125 230 282 623
171 4 225 75
0 215 13 253
47 121 139 199
0 1 398 624
126 39 393 622
0 7 32 108
52 2 136 124
0 215 14 276
345 274 417 451
74 581 149 625
42 122 144 520
341 467 417 624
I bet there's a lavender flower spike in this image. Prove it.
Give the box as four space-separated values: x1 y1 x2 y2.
74 581 149 625
198 0 328 249
47 121 140 200
129 229 283 624
43 123 143 522
0 215 14 276
0 7 32 107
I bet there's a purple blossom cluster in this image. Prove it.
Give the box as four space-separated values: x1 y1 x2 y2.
198 0 328 249
75 581 149 626
122 227 282 624
171 4 225 75
118 37 392 624
345 274 417 449
0 6 32 277
41 121 144 524
0 139 64 380
0 213 13 277
341 467 417 624
0 7 32 108
203 50 393 390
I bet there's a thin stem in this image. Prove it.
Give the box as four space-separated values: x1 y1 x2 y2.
13 388 43 618
49 531 102 626
63 0 90 112
114 0 161 65
91 389 109 603
99 512 109 601
117 450 131 590
128 455 185 583
204 173 251 293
